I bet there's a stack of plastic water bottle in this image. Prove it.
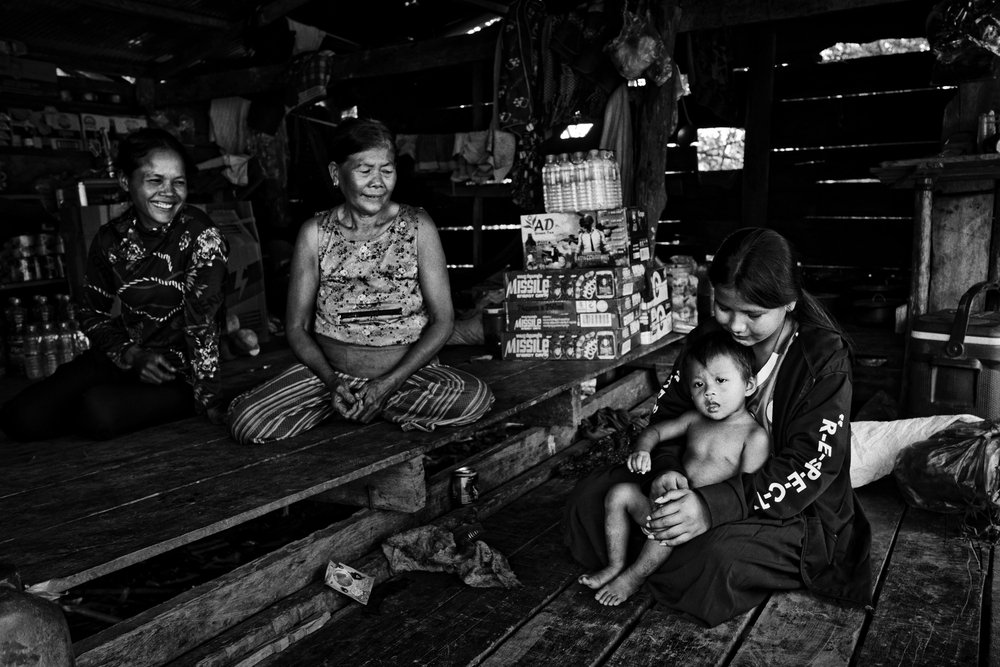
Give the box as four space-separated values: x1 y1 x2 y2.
5 294 90 380
542 150 623 214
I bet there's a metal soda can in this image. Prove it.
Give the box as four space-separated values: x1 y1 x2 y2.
451 467 479 506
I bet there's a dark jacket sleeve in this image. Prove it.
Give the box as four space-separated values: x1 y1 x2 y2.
183 224 229 414
697 331 853 527
77 226 134 369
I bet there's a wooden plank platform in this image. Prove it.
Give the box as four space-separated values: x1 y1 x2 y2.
0 334 682 594
0 332 686 667
251 476 990 667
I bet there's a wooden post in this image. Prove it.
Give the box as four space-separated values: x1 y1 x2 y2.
900 174 934 411
740 23 776 227
472 60 485 269
990 181 1000 309
910 176 934 321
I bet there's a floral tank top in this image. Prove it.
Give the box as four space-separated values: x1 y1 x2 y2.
314 204 429 346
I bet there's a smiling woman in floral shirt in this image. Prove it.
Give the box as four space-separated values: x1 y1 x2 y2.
0 128 229 441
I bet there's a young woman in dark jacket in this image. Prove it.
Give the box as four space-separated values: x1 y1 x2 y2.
563 228 872 627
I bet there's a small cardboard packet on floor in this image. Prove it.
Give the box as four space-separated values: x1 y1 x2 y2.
324 561 373 605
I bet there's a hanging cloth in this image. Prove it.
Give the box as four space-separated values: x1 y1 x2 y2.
600 82 634 205
494 0 544 137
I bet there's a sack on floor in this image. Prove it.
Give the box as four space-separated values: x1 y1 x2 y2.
892 418 1000 517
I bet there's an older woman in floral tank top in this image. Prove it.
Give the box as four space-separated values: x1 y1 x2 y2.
227 118 494 443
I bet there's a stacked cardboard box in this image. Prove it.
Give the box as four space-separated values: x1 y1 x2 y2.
519 207 649 271
500 264 645 360
640 265 674 345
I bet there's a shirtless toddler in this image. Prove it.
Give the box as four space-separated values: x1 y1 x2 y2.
579 330 770 605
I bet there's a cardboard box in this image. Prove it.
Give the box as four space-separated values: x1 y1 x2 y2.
630 237 650 264
80 112 112 140
625 207 649 240
666 259 699 334
505 293 641 330
111 115 148 135
197 202 269 343
505 308 639 332
640 300 673 345
504 265 645 301
521 211 584 270
501 321 641 360
43 111 83 140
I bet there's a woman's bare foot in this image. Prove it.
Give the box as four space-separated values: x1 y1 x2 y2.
578 564 622 590
595 568 644 606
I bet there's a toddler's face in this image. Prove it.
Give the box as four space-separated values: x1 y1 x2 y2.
687 354 755 421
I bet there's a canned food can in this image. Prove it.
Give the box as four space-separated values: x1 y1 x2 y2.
451 467 479 506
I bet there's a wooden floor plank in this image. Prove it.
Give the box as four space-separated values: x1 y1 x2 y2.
475 582 652 667
726 478 907 667
604 606 756 667
259 478 580 667
85 428 588 667
855 507 986 666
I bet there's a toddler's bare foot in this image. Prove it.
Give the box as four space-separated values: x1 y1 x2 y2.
578 565 622 590
595 569 644 606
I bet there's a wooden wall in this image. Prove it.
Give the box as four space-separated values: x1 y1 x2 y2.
660 0 945 302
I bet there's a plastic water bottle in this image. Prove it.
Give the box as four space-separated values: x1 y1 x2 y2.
605 150 623 207
41 322 59 376
542 154 558 213
55 293 77 322
5 297 27 375
24 323 44 380
57 321 76 365
556 153 572 213
586 149 605 210
32 295 54 325
569 152 587 211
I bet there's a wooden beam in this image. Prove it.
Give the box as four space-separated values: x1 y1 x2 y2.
154 30 497 105
312 457 426 512
21 41 155 78
256 0 314 27
678 0 914 32
70 0 231 28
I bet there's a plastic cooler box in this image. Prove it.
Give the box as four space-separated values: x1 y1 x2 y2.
905 281 1000 419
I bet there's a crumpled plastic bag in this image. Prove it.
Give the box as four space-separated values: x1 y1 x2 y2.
892 418 1000 515
851 414 981 487
381 525 522 589
605 9 670 84
927 0 1000 64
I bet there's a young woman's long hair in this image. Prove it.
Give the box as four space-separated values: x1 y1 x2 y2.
708 227 845 337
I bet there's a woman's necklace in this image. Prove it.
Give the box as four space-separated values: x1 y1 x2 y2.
338 207 389 241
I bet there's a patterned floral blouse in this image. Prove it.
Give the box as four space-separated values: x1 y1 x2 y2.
78 205 229 414
313 203 429 346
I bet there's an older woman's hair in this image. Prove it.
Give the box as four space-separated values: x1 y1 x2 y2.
708 227 843 334
328 118 395 164
114 127 197 177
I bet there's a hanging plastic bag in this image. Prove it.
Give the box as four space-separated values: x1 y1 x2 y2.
605 6 666 81
892 418 1000 516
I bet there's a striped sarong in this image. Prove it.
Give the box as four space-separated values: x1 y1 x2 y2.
227 362 494 444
